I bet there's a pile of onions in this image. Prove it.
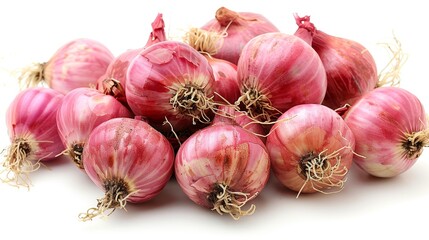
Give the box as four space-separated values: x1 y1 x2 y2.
20 38 114 94
175 119 270 220
1 87 64 188
79 118 174 221
266 104 355 196
303 16 379 110
344 87 428 177
125 41 216 135
235 19 327 123
56 88 132 169
97 13 166 106
198 6 279 65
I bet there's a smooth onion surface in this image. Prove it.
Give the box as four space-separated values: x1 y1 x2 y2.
344 87 427 177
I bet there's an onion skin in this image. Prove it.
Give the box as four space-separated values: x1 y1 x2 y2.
80 118 174 220
344 87 427 177
201 7 279 65
42 38 114 94
312 28 378 110
125 41 215 134
266 104 355 195
236 32 327 122
56 87 132 169
206 57 239 104
2 87 64 187
175 122 270 219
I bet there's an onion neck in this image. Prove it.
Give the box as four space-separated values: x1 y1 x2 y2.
215 7 256 26
146 13 166 47
293 14 316 45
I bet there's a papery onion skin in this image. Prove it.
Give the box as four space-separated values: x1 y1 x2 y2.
56 87 132 169
42 38 114 94
80 118 174 220
2 87 64 187
236 32 327 122
312 30 378 110
201 7 279 65
175 122 270 219
125 41 215 134
344 87 427 177
266 104 355 194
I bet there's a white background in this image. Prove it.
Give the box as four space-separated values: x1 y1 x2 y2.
1 0 428 239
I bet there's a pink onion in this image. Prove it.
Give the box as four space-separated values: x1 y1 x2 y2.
302 16 379 110
1 87 64 188
56 88 132 169
207 57 239 104
344 87 428 177
266 104 355 196
235 29 327 123
79 117 174 221
200 7 279 64
97 13 166 105
125 40 216 135
175 120 270 220
20 38 114 94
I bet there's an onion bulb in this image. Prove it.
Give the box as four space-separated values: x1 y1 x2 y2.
266 104 355 196
344 87 428 177
175 120 270 220
79 118 174 221
1 87 64 188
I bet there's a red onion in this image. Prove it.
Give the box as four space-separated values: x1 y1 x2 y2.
206 57 239 104
56 88 132 169
125 40 216 135
200 6 279 64
79 118 174 221
97 13 166 105
235 29 327 123
304 16 378 110
20 38 114 94
1 87 63 188
344 87 428 177
266 104 355 196
175 120 270 220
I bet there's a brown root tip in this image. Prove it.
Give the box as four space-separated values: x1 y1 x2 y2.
183 28 223 56
78 178 134 222
0 139 40 189
297 146 352 198
209 183 256 220
18 62 46 89
403 129 429 159
102 78 126 101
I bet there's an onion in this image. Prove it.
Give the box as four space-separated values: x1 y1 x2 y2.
266 104 355 197
20 38 114 94
56 88 132 169
343 87 428 177
175 120 270 220
301 16 379 110
97 13 166 105
1 87 64 188
235 29 327 123
125 40 216 135
199 6 279 64
79 117 174 221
